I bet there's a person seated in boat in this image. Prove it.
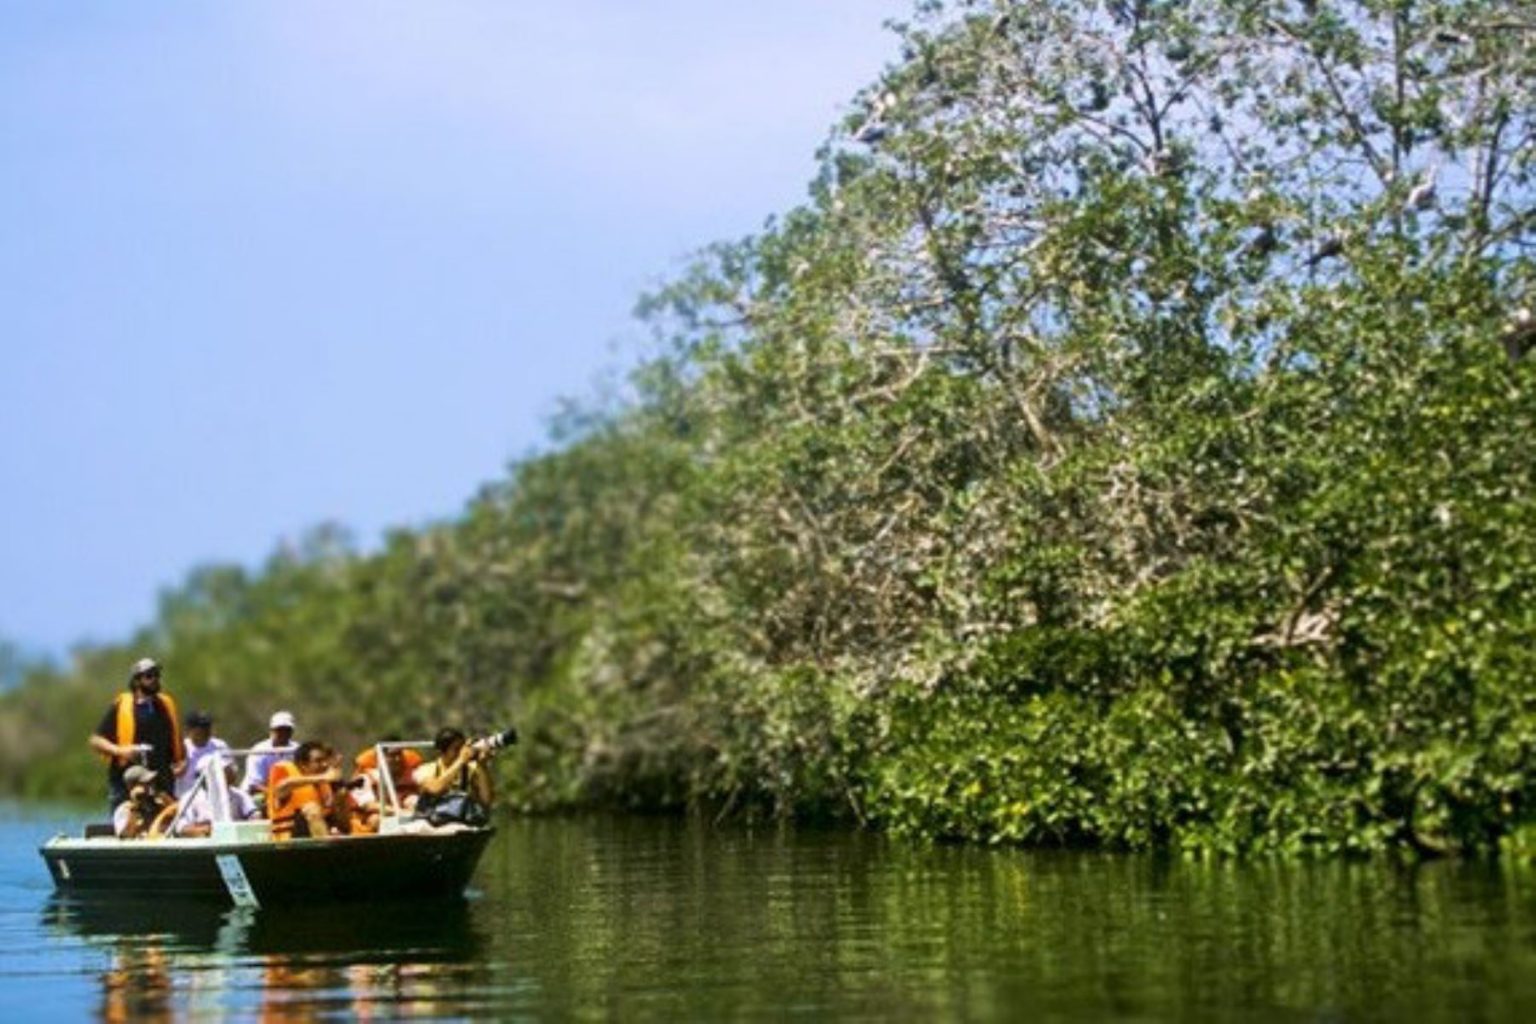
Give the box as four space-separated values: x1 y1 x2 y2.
267 740 347 839
175 709 231 799
349 737 425 833
322 744 366 833
112 765 177 839
412 727 494 823
240 710 298 814
176 759 259 837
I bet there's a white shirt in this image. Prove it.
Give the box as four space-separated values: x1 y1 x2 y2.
240 738 297 793
176 736 232 798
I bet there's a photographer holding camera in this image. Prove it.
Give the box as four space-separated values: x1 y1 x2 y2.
412 727 500 826
113 764 176 838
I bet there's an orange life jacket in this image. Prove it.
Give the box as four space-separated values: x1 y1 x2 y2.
101 691 182 768
353 747 423 797
267 761 331 840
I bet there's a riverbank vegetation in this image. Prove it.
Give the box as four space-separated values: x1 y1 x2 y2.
3 0 1533 855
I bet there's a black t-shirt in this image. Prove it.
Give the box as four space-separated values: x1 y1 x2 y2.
95 695 177 789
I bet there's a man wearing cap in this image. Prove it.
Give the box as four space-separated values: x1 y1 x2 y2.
176 709 232 799
240 710 298 810
112 764 176 838
87 657 185 814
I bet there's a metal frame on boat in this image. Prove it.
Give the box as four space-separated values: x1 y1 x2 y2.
39 741 494 908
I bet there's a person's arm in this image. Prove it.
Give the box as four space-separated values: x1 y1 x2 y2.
416 747 473 797
271 766 339 800
88 734 125 760
168 726 185 777
466 758 493 808
89 706 125 760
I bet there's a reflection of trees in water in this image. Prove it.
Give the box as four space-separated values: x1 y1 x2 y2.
485 817 1536 1020
258 957 492 1021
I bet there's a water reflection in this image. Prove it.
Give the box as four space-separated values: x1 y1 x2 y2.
43 896 490 1020
481 817 1536 1021
19 816 1536 1020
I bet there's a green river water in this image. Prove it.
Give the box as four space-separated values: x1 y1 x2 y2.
4 803 1536 1020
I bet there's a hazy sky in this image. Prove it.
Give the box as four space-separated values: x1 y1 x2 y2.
0 1 909 657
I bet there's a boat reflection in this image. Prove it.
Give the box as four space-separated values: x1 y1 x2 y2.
98 941 173 1024
43 896 491 1020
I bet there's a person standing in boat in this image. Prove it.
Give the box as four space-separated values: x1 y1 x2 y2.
87 657 185 813
239 709 298 813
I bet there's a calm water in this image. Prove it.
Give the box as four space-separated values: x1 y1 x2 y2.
5 803 1536 1021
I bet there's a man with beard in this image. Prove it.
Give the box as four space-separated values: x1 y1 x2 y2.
87 656 185 814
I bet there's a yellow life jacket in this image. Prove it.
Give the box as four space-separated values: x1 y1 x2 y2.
103 691 182 768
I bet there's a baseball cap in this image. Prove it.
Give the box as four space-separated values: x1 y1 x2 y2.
269 710 297 730
187 709 214 728
123 765 156 786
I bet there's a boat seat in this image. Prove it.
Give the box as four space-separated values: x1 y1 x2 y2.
83 823 115 839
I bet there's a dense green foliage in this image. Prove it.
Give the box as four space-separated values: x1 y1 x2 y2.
4 0 1533 855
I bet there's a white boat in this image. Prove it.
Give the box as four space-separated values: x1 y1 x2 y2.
38 742 494 908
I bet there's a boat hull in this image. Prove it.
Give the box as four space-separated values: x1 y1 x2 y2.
39 827 494 907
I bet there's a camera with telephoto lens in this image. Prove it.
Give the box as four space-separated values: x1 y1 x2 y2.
470 727 518 756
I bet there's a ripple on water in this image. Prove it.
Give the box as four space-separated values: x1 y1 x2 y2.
5 809 1536 1020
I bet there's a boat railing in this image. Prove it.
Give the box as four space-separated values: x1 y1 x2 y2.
152 746 288 841
370 740 434 835
163 749 255 841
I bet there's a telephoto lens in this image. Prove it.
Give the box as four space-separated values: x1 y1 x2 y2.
474 727 519 754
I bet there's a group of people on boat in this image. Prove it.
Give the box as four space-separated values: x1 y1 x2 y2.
89 657 497 839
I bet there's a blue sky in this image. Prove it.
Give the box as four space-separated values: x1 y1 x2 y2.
0 1 908 658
